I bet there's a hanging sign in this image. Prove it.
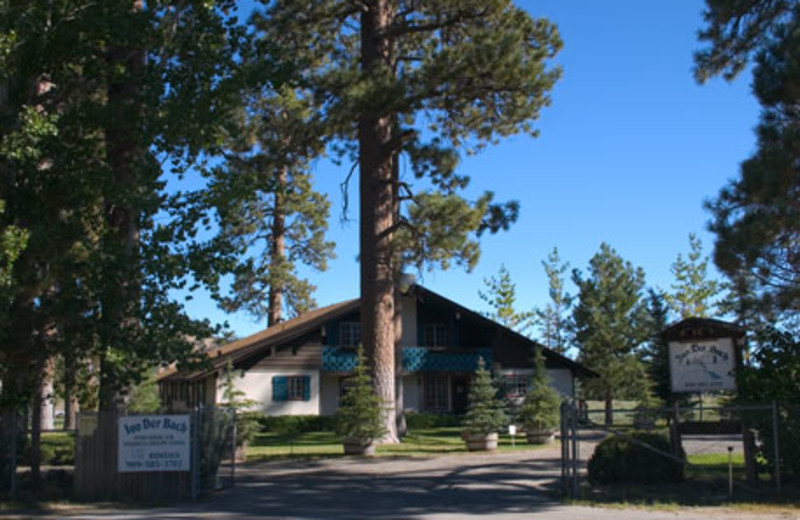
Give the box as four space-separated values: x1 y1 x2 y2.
668 338 737 393
118 415 191 472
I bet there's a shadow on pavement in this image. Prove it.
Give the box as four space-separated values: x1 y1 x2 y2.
64 454 565 519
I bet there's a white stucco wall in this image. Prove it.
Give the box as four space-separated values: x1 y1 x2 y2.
402 375 421 412
218 369 320 416
400 295 417 347
320 375 341 416
500 368 574 398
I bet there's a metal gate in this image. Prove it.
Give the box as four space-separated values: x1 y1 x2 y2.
560 400 782 501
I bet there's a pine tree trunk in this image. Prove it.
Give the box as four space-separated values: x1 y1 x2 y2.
359 0 398 443
604 388 613 426
99 0 144 411
29 358 45 490
268 167 287 327
392 152 406 438
39 357 54 431
62 354 78 430
394 271 406 438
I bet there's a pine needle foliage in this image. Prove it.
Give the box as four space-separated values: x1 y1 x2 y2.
517 347 561 432
462 358 508 435
335 346 387 442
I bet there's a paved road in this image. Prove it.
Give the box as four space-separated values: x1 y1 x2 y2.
3 447 798 519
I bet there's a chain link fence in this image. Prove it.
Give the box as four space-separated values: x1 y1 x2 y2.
561 401 782 501
0 412 22 498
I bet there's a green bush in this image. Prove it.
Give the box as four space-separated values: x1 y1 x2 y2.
517 347 561 433
257 414 338 433
587 431 684 484
405 412 462 429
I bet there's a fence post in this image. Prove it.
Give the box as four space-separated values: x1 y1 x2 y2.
10 413 17 500
560 401 568 496
191 407 199 501
570 402 579 498
231 408 237 487
772 401 781 493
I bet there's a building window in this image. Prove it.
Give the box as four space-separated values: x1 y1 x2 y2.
424 376 449 411
340 322 361 347
272 375 311 401
423 323 447 347
504 374 531 399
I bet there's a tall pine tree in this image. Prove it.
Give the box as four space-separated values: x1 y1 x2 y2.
572 243 650 425
257 0 562 441
211 84 335 326
479 264 533 333
536 247 572 355
665 233 721 319
698 1 800 323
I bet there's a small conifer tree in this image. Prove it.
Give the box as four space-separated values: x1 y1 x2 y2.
219 360 260 448
517 347 561 433
462 358 508 435
336 346 387 442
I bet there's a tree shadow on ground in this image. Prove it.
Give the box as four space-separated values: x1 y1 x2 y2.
62 455 565 519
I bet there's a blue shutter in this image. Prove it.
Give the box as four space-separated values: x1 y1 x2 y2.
303 376 311 401
272 376 288 401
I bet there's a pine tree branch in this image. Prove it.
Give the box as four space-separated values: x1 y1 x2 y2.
339 160 359 224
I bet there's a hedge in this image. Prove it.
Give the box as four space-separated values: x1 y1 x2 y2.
587 431 684 484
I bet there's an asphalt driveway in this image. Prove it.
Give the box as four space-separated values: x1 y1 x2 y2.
4 446 798 519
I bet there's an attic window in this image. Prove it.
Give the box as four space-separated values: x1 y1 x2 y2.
424 323 447 347
340 321 361 347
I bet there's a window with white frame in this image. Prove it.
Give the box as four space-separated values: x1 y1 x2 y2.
504 374 531 399
340 321 361 347
423 323 447 347
424 376 449 411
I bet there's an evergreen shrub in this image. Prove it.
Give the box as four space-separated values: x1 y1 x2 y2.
587 431 684 484
405 412 461 429
462 358 507 435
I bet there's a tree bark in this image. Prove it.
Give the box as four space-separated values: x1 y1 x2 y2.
29 357 46 490
268 167 287 327
604 388 613 426
39 357 54 431
359 0 398 443
62 354 79 430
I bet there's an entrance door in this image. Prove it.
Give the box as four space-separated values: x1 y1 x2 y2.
451 376 469 413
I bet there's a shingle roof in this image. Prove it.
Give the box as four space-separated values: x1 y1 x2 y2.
159 284 599 382
158 298 359 382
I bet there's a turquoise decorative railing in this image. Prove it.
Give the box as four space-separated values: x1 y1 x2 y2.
321 346 492 373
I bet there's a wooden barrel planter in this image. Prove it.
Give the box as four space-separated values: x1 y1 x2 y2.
464 432 499 451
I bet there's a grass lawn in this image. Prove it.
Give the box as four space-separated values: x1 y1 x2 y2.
245 427 552 460
686 452 747 481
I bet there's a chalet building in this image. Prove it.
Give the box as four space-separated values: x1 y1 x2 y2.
158 284 596 415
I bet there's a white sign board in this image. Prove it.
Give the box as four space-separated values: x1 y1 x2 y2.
118 415 191 472
669 338 737 393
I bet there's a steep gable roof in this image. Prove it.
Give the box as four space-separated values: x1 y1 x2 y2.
411 285 597 378
159 284 598 382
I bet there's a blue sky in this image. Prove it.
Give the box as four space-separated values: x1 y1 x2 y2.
184 0 761 339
